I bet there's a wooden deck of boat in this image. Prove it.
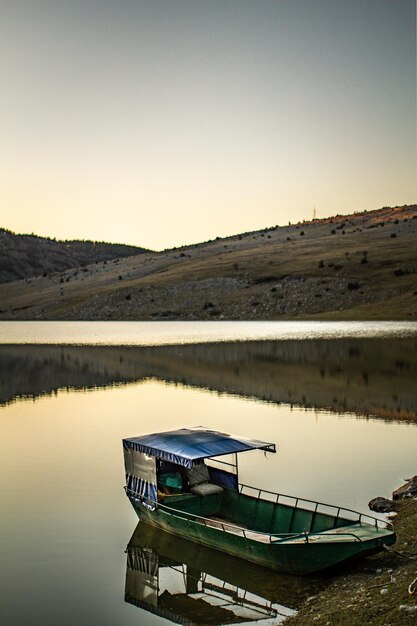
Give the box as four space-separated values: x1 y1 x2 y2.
205 516 272 543
279 523 393 544
205 517 391 545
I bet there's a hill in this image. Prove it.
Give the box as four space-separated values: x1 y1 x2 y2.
0 204 416 320
0 229 149 283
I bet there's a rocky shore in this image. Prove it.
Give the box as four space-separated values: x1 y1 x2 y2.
287 478 417 625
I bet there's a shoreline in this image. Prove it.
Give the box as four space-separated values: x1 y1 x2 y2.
287 481 417 625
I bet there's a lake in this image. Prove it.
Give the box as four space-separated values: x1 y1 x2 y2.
1 321 416 625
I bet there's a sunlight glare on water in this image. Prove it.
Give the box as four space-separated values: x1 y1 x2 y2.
1 320 417 345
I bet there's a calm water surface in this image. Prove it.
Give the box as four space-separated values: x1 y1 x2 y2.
0 321 416 626
1 320 417 345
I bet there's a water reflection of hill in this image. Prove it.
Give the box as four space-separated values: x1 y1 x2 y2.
1 338 416 421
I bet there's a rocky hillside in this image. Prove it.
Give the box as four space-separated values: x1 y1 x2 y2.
0 204 416 320
0 229 149 283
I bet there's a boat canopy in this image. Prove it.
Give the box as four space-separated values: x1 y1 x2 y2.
123 427 276 469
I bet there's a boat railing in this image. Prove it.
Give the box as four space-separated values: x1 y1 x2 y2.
126 488 389 544
155 500 367 543
238 483 394 533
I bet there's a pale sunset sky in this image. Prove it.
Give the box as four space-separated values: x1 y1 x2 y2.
1 0 416 250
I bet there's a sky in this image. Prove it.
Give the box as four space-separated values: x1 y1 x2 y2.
1 0 416 250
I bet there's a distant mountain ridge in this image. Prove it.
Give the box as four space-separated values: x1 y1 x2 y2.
0 228 150 283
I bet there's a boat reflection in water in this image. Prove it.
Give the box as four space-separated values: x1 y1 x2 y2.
124 522 324 625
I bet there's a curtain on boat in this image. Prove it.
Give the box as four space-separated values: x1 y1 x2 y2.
124 447 157 507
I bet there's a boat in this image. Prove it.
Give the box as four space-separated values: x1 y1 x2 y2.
123 427 396 575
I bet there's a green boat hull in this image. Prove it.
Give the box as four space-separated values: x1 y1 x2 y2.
127 489 396 575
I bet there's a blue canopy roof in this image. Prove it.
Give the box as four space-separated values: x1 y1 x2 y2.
123 427 276 468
